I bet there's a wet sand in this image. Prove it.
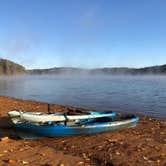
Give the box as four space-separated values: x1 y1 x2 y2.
0 96 165 166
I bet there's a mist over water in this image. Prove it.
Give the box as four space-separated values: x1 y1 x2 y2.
0 75 166 120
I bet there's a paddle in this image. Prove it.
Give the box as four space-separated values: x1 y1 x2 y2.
47 104 54 114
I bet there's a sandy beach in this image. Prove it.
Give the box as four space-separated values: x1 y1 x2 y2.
0 96 165 166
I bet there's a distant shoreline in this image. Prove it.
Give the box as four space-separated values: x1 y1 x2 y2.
26 65 166 75
1 58 166 76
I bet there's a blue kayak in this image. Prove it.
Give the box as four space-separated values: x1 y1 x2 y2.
13 115 139 138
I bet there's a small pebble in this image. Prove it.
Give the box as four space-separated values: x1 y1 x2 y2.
82 153 87 158
147 160 153 163
24 141 29 144
115 151 120 155
0 154 4 157
85 158 90 161
108 139 118 142
19 148 24 151
143 156 148 160
77 161 84 165
0 137 9 142
141 147 146 151
8 159 15 164
22 160 29 164
145 138 152 141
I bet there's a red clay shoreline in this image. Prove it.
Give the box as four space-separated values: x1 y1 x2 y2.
0 96 166 166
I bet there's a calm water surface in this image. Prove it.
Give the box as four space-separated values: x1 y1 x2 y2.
0 75 166 119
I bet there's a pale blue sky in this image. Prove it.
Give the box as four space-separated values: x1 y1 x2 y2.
0 0 166 69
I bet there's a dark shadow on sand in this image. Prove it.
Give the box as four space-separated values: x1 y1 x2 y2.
0 116 19 139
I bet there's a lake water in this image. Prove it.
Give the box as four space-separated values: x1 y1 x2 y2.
0 75 166 120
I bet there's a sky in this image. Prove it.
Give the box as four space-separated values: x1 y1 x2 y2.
0 0 166 69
